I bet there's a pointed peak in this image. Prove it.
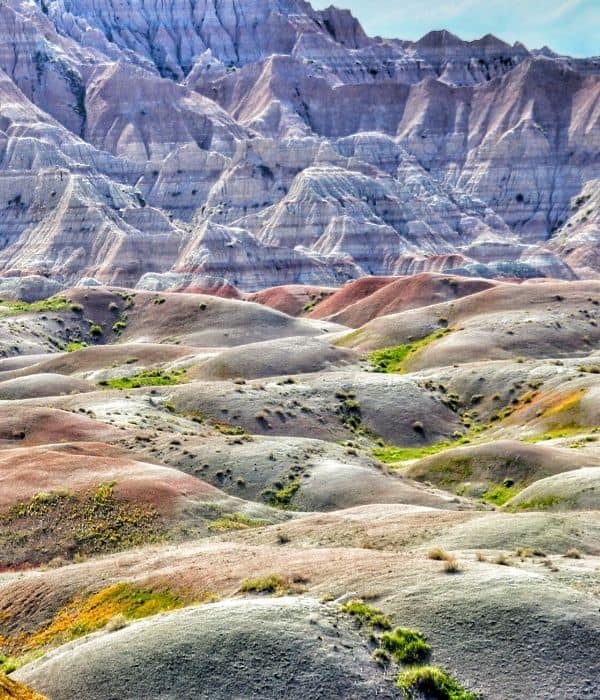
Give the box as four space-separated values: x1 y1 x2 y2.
414 29 464 49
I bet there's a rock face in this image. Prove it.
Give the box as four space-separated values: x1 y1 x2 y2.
0 0 597 289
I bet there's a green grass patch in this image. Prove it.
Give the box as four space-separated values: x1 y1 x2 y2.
265 478 301 509
0 297 70 315
522 426 596 443
505 495 564 512
373 438 470 464
100 368 186 390
381 628 431 664
396 665 478 699
0 653 18 674
481 483 520 506
339 599 392 630
65 341 87 352
207 514 269 532
370 329 451 374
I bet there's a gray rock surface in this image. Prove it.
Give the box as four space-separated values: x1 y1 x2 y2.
16 597 399 700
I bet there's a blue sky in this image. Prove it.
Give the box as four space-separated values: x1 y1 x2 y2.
312 0 598 57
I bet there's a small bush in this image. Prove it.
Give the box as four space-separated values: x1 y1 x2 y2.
494 553 512 566
564 548 582 559
428 547 451 561
443 556 462 574
106 614 128 632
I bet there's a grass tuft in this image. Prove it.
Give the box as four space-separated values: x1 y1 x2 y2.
339 599 392 630
396 665 478 699
381 628 431 664
240 575 289 596
207 514 269 532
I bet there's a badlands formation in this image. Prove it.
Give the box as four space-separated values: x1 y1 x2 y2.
0 1 599 700
0 0 596 292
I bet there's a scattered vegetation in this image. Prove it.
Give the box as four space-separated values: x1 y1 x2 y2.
443 556 462 574
339 600 475 697
0 483 165 568
428 547 452 561
89 323 103 337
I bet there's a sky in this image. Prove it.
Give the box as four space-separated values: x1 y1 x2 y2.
312 0 598 57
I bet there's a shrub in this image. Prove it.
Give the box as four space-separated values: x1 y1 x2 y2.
428 547 451 561
106 614 128 632
443 556 462 574
564 548 582 559
494 553 512 566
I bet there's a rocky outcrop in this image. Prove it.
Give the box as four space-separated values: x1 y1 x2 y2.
551 180 600 277
0 0 595 290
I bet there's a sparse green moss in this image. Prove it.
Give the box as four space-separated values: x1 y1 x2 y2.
396 665 478 699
